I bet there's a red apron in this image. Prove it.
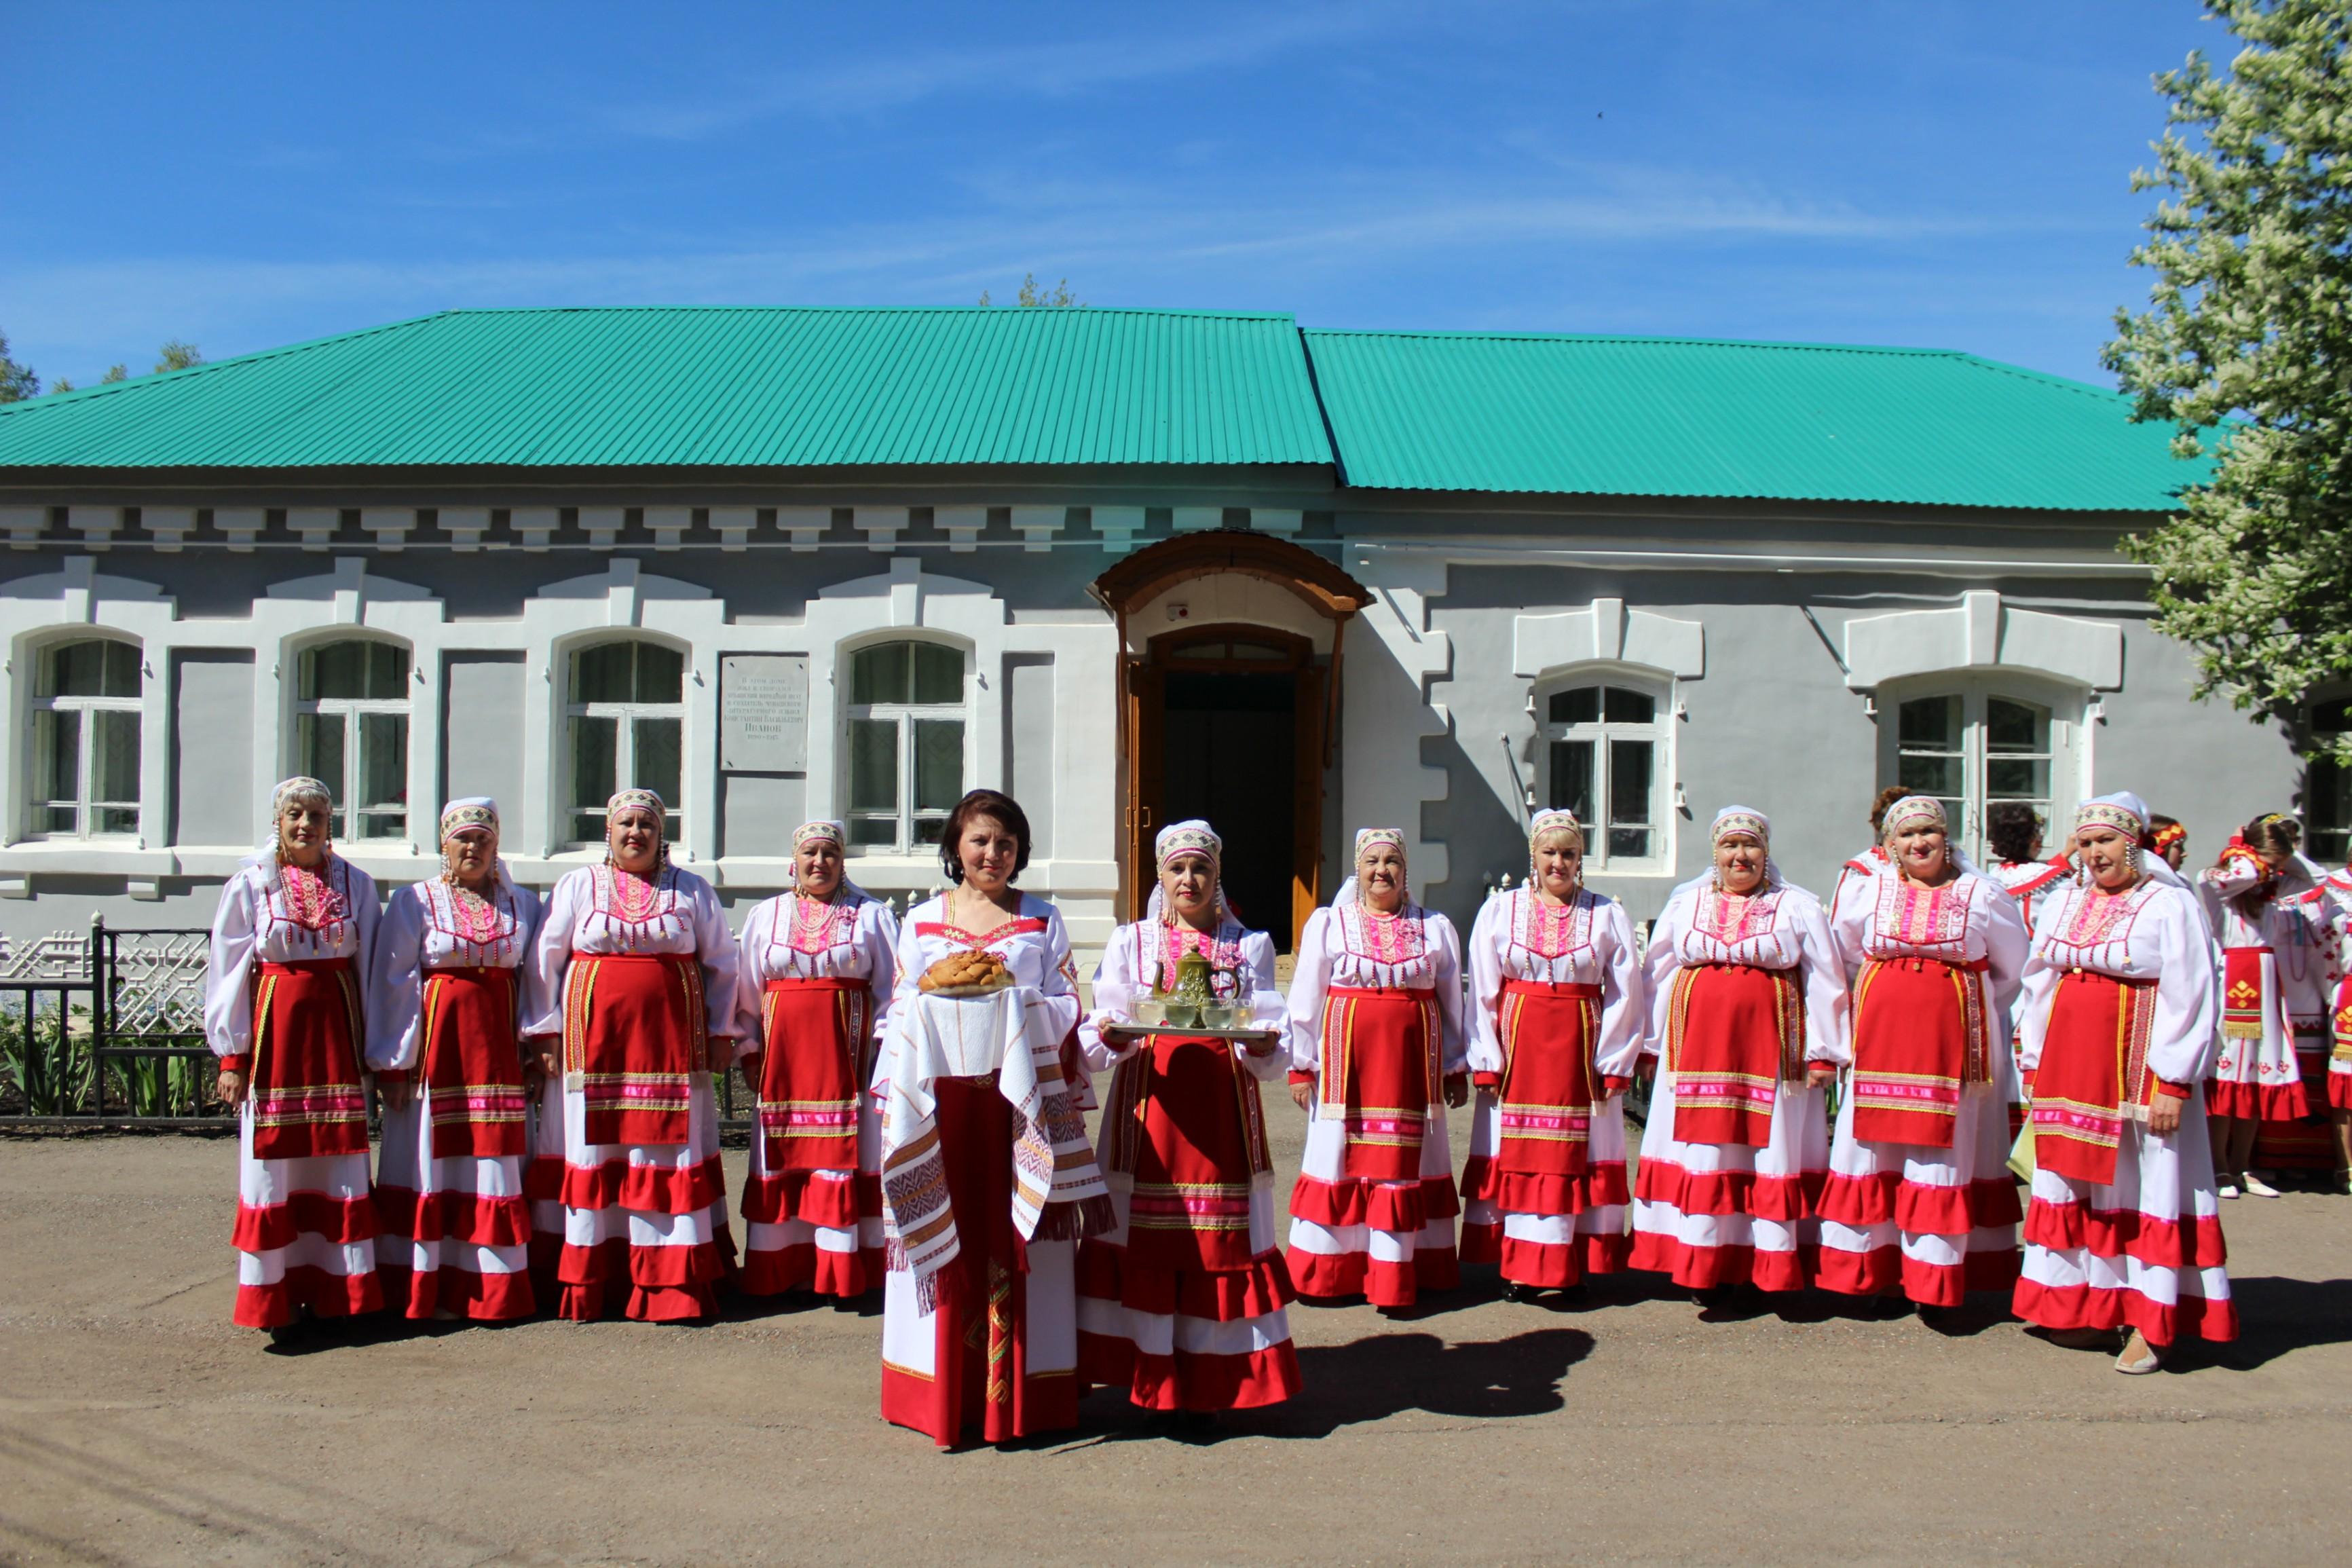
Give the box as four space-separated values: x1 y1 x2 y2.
1665 962 1804 1147
249 957 369 1159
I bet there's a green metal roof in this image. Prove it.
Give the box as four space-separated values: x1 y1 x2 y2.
1303 329 2201 510
0 306 1334 470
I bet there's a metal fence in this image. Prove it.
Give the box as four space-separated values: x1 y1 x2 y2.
1 917 225 1126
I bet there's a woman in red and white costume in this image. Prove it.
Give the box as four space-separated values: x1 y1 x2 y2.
1077 819 1301 1419
1818 796 2029 1313
1982 802 2071 935
522 789 744 1322
369 798 543 1321
2298 864 2352 1192
206 776 384 1336
1631 806 1848 1295
877 789 1112 1448
733 819 899 1299
1461 808 1643 1301
1284 828 1469 1311
2197 813 2320 1199
2015 791 2235 1372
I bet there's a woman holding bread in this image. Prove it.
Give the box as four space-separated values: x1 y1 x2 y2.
1077 819 1301 1420
876 789 1113 1447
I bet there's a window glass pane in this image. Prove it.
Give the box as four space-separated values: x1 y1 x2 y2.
570 714 618 838
851 643 910 705
357 713 407 838
1603 687 1656 724
1548 688 1599 726
97 806 139 835
574 643 636 705
366 641 411 699
1226 641 1288 662
2312 758 2351 864
2315 696 2352 735
35 709 79 807
912 643 964 705
297 712 346 820
635 643 684 705
1897 695 1960 750
1609 739 1653 825
40 805 77 833
914 719 964 811
633 716 682 822
43 641 103 698
1609 827 1651 859
1986 756 2049 801
849 817 899 848
1897 752 1964 798
1548 739 1594 821
102 640 141 697
91 710 140 818
1986 697 2049 753
848 719 898 812
305 641 367 701
914 815 950 846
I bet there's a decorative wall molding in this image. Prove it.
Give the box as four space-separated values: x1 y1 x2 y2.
1842 589 2121 690
1512 599 1705 679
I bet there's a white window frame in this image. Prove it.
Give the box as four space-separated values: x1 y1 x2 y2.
1533 665 1672 873
842 636 970 855
28 635 143 842
563 636 688 846
292 635 413 844
1877 673 2085 859
2304 690 2352 865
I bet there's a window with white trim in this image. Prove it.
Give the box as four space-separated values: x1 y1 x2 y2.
2307 695 2351 864
1537 675 1668 868
31 638 142 838
567 640 684 842
295 639 411 841
1881 680 2076 857
844 640 966 851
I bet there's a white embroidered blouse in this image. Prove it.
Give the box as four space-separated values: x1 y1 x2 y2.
2014 876 2219 1086
1282 899 1468 1077
204 855 380 1061
521 863 746 1045
1827 864 2030 1037
1464 887 1645 1082
1640 878 1850 1066
366 874 545 1072
1079 916 1288 1079
734 889 901 1034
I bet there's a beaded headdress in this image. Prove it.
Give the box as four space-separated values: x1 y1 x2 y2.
793 819 846 851
440 798 498 840
1711 806 1769 848
1880 795 1946 841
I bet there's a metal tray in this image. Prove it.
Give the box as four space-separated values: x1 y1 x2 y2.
1108 1022 1281 1043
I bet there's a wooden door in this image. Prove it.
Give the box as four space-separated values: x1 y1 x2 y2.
1122 658 1165 922
1290 660 1326 948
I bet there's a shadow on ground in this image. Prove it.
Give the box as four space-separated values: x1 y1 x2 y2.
2201 1275 2352 1372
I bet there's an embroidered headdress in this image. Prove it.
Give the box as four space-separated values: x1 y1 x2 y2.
257 776 348 933
2072 793 2146 844
2150 819 2188 854
272 775 333 819
1527 807 1586 883
608 787 667 827
1146 818 1239 933
792 819 845 851
1880 795 1946 840
440 797 498 839
1336 827 1411 912
1711 806 1770 848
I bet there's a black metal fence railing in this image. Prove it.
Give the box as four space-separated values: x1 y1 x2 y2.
0 916 228 1127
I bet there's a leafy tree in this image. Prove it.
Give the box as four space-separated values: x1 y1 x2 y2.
0 330 37 403
2106 0 2352 758
977 273 1083 307
100 365 128 384
155 340 202 372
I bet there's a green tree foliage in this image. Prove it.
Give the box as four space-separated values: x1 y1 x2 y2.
154 340 203 373
977 272 1083 307
100 365 128 384
2106 0 2352 757
0 330 38 403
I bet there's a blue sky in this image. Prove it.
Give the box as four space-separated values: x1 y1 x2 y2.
3 1 2220 388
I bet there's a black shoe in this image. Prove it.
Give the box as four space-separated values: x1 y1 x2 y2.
1501 1281 1535 1304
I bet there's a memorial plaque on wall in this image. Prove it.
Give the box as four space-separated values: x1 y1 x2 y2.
720 654 808 772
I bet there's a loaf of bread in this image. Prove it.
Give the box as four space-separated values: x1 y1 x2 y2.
919 950 1012 993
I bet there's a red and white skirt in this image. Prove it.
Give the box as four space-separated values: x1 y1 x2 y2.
546 952 732 1323
1818 958 2019 1306
1630 963 1826 1292
374 966 535 1322
1078 1034 1301 1412
741 976 882 1298
1461 980 1628 1288
2209 946 2312 1122
1286 986 1458 1309
229 958 381 1328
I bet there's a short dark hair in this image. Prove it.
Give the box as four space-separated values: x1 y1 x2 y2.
1867 785 1910 832
938 789 1033 884
1985 801 2042 863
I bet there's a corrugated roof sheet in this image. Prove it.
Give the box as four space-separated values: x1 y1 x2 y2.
1303 329 2201 510
0 306 1333 470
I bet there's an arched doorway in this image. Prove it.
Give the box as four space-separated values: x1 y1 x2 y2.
1091 532 1372 951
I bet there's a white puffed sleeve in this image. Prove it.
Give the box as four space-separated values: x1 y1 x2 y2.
203 871 262 1060
1031 900 1083 1049
1235 929 1290 1082
1640 890 1692 1056
2145 886 2223 1087
860 899 902 1041
1788 893 1852 1067
509 884 548 1034
1284 908 1336 1077
367 885 428 1072
1827 867 1876 982
521 870 584 1039
686 876 746 1047
1980 878 2032 1048
1593 898 1647 1080
733 897 780 1047
1080 925 1147 1073
1465 895 1508 1079
1427 912 1470 1075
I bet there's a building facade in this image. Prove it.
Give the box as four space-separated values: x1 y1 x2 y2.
0 306 2325 956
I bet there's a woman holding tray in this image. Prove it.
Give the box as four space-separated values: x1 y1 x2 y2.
2014 791 2235 1372
205 776 384 1335
1817 795 2030 1315
732 819 899 1299
1630 806 1850 1296
522 788 745 1322
1461 808 1644 1301
1077 819 1301 1419
1284 827 1470 1311
876 789 1113 1447
369 798 544 1322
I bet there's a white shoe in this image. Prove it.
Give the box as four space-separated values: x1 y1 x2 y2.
2217 1178 2241 1199
2241 1174 2283 1199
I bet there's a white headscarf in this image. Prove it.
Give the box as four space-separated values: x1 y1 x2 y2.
789 817 873 904
1146 819 1233 926
2070 790 2195 896
1876 794 1983 878
1670 804 1787 901
243 774 336 870
1332 826 1411 911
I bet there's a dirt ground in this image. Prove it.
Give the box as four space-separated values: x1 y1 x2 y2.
1 1111 2347 1568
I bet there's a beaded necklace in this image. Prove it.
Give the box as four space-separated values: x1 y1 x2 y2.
445 878 506 948
609 865 663 924
278 857 348 933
